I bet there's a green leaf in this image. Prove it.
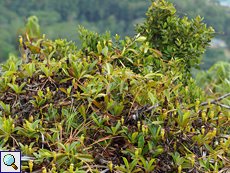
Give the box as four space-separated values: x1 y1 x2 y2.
105 126 113 134
136 36 146 42
102 46 108 56
69 141 79 151
132 168 143 173
78 105 86 120
122 126 128 134
148 159 156 170
75 154 94 162
59 78 72 84
4 71 15 77
204 142 214 153
67 87 72 95
31 120 40 129
97 42 102 53
121 47 126 56
48 50 56 61
78 84 86 92
127 48 138 54
138 135 144 148
50 128 60 133
115 122 121 132
120 80 125 93
39 149 53 156
56 155 68 166
0 101 8 112
149 48 163 57
29 100 37 106
171 83 183 93
130 159 139 171
7 83 18 93
145 73 163 78
89 60 98 69
58 143 66 151
148 91 156 105
59 88 67 95
151 121 164 125
18 82 27 91
125 57 133 63
3 136 9 142
40 65 49 77
182 111 190 122
106 63 111 75
177 107 183 123
131 132 138 141
122 157 130 170
115 166 127 172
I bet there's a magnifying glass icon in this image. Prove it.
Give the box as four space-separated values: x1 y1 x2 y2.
3 154 18 170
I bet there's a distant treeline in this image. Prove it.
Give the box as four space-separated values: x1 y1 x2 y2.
0 0 229 69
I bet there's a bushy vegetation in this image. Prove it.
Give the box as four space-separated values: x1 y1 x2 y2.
171 0 230 48
197 61 230 94
134 1 215 78
0 0 230 71
1 1 230 173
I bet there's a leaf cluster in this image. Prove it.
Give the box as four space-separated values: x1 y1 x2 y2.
134 0 215 80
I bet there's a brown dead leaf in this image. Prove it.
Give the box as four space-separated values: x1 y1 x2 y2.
89 135 114 147
105 112 122 121
91 100 103 110
67 68 75 76
41 104 50 110
74 82 78 90
61 101 71 106
149 48 163 57
115 48 121 56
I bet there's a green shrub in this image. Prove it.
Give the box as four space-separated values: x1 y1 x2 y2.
0 1 229 173
134 0 215 80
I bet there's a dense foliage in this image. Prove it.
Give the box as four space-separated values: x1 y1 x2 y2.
171 0 230 47
0 0 230 71
134 0 215 79
1 1 230 173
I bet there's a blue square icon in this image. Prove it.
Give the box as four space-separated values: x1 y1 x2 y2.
0 151 21 173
